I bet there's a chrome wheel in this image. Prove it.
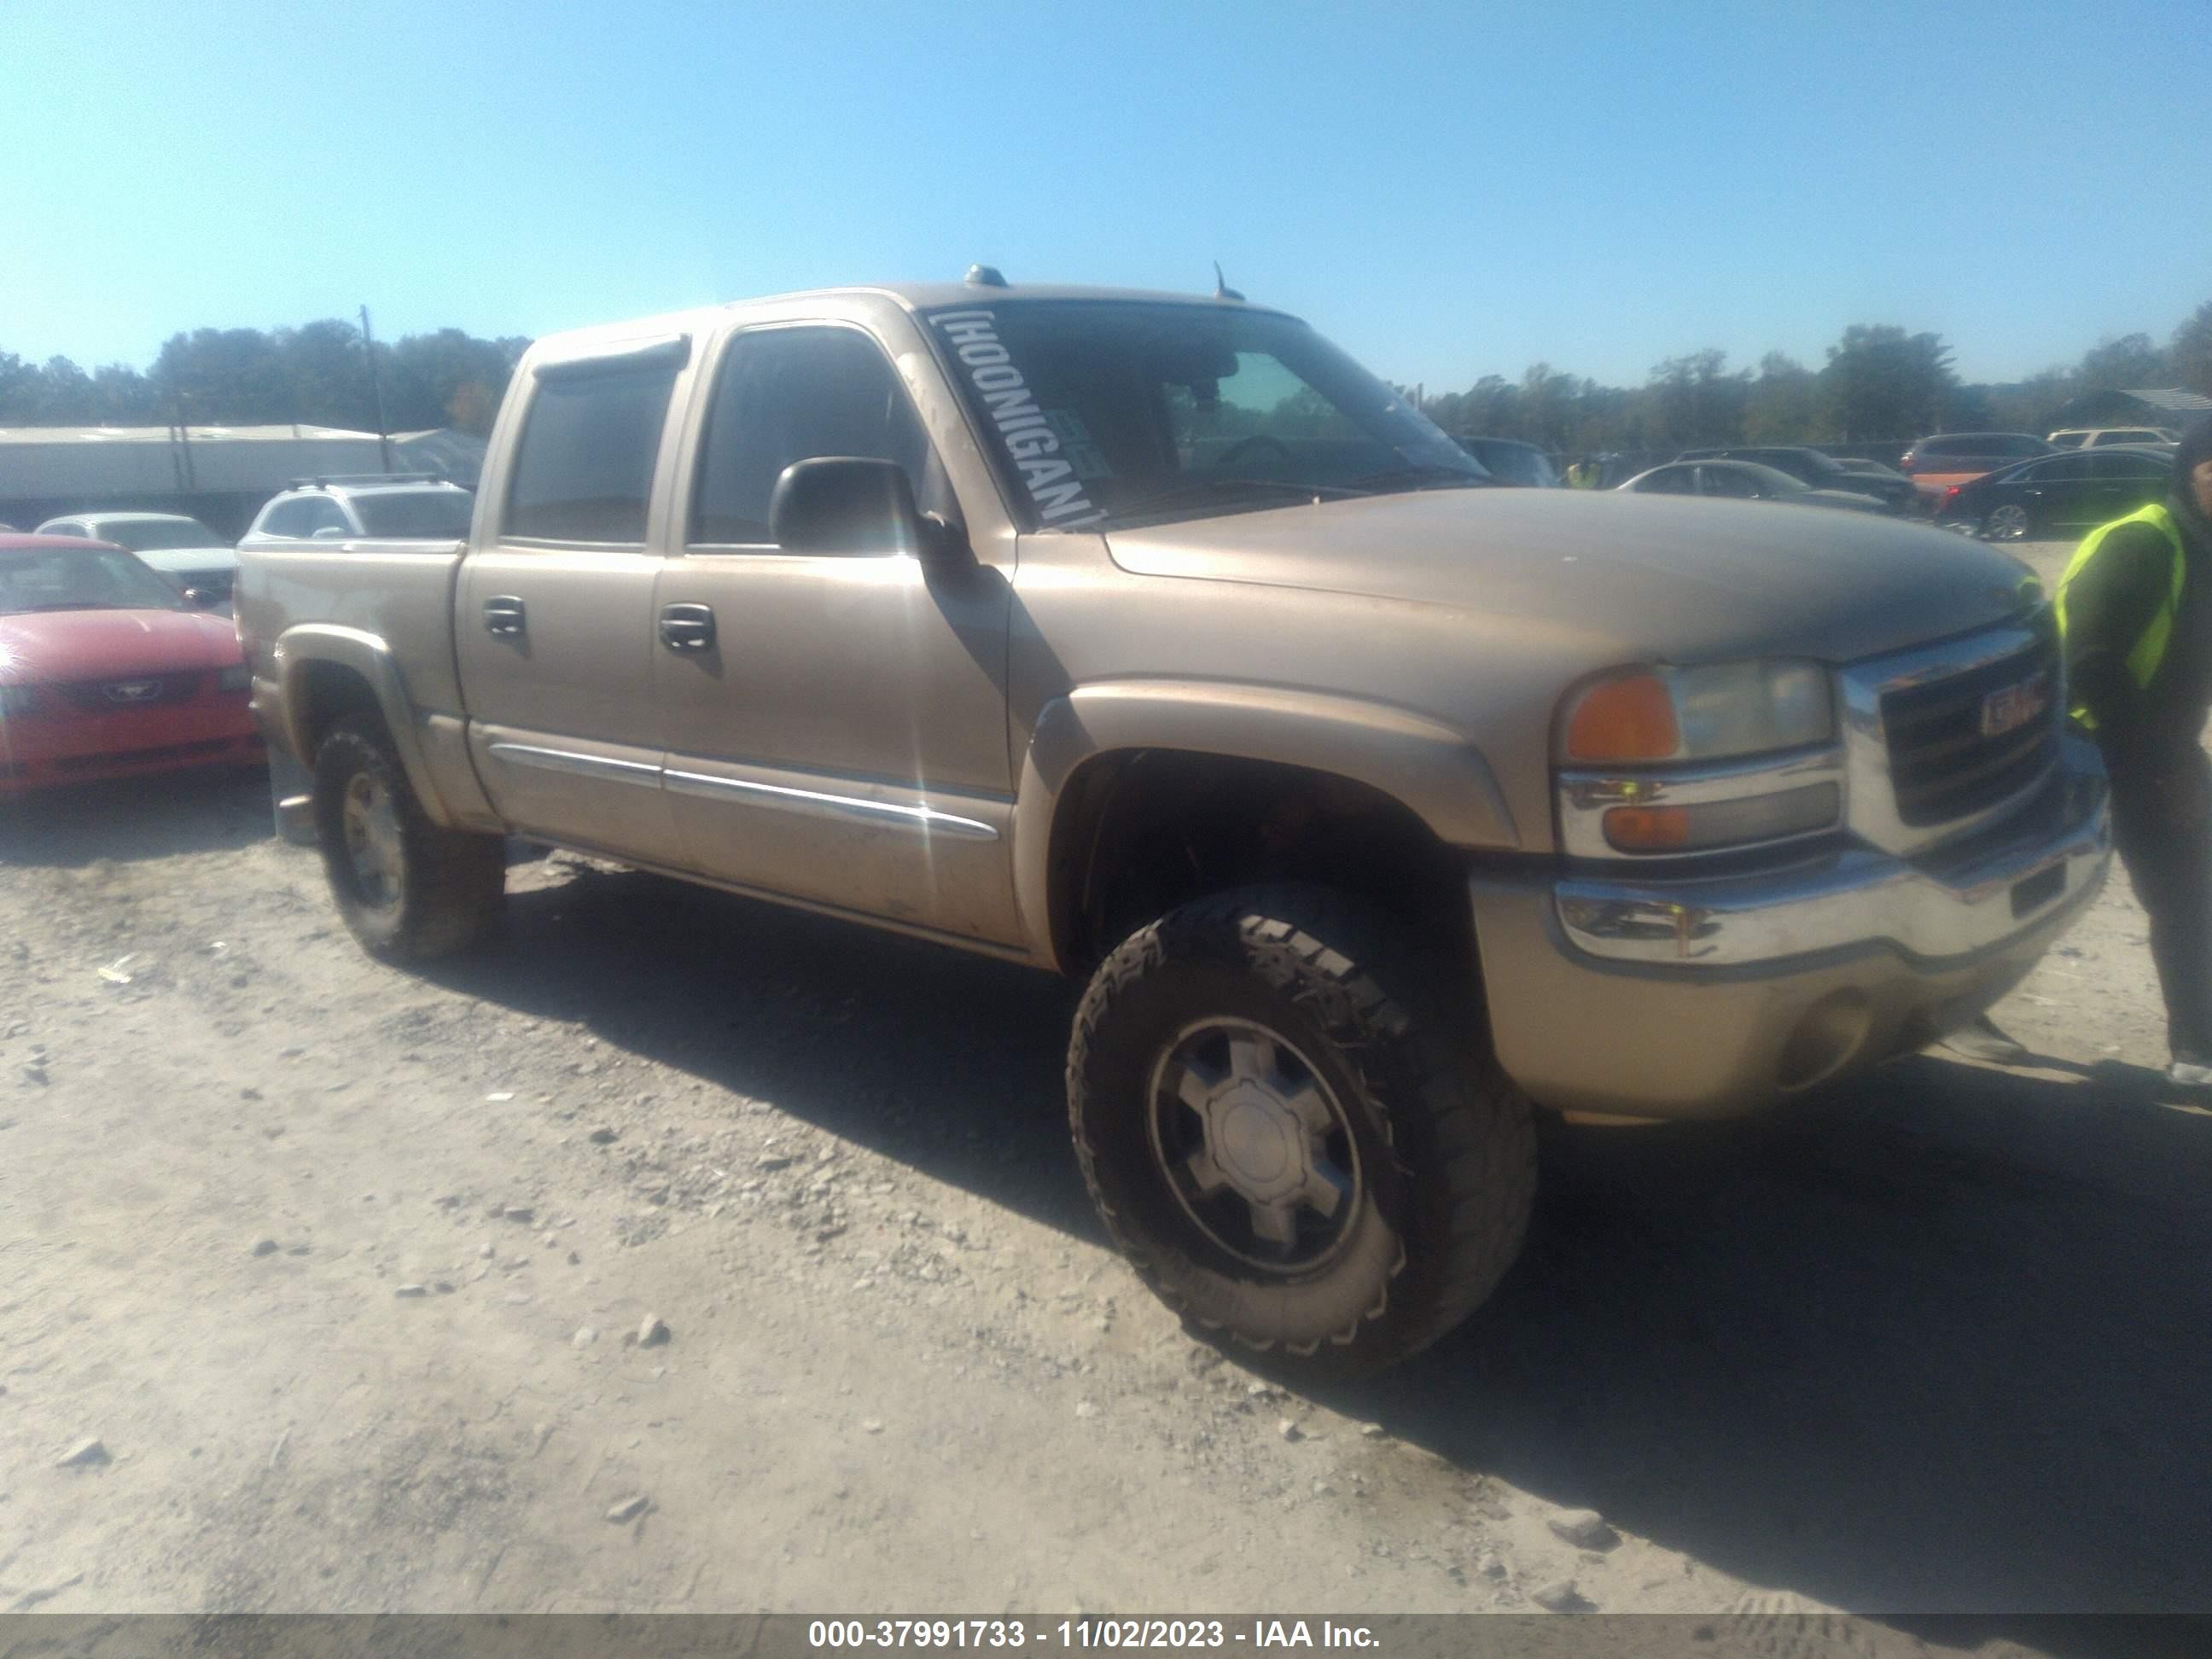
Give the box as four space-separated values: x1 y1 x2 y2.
341 771 404 911
1147 1018 1361 1273
1983 503 2030 542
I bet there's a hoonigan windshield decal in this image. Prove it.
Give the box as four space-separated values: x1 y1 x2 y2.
928 309 1104 528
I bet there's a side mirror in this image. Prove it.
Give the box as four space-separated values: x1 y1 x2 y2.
182 586 215 607
769 457 961 562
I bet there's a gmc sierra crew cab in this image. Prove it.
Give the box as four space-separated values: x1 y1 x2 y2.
235 276 2112 1375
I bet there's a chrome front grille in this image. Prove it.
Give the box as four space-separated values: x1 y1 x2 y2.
1879 635 2058 827
1838 617 2064 857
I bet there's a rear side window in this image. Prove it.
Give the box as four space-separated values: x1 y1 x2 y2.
506 358 680 544
2030 455 2095 481
2002 435 2048 457
262 497 345 538
355 491 474 539
690 325 940 547
2091 451 2168 478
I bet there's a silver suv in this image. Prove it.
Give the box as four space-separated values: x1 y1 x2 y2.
238 475 475 549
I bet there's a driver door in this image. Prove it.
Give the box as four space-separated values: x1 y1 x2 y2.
649 318 1022 946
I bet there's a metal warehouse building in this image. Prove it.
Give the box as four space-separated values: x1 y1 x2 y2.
0 424 486 538
2043 387 2212 434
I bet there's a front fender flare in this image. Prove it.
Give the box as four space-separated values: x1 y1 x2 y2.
271 624 454 828
1011 679 1520 970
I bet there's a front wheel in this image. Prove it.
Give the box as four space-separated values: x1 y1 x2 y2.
312 713 504 961
1068 885 1536 1377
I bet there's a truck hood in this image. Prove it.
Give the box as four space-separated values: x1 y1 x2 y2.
1103 489 2038 665
0 606 242 684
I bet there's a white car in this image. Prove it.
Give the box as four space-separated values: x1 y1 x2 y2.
2047 426 2181 450
236 475 475 550
34 511 238 610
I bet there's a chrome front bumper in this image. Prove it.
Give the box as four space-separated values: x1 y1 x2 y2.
1469 736 2111 1119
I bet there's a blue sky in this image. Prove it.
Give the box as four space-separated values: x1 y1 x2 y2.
4 0 2207 391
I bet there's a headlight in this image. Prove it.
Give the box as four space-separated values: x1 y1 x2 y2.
217 665 251 694
1561 660 1832 763
0 684 43 718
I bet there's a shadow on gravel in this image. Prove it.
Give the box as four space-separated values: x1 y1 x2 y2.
431 859 2212 1628
0 766 273 867
422 862 1099 1241
1353 1058 2212 1633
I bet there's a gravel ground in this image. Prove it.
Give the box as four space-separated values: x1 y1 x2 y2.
2 538 2205 1646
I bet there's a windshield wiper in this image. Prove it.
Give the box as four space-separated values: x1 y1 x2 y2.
1101 475 1370 527
1343 463 1496 493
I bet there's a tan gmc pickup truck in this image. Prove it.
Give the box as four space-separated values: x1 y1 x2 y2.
236 277 2112 1375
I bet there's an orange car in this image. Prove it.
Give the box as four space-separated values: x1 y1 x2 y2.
1898 432 2054 505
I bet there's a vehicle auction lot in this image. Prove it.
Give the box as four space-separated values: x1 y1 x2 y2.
3 540 2206 1640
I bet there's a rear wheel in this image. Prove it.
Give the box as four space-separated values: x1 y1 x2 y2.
1068 885 1536 1377
312 713 504 961
1982 502 2031 542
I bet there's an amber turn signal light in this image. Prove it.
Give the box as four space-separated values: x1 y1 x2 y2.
1601 805 1691 851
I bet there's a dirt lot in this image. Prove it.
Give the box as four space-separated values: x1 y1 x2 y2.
3 539 2207 1644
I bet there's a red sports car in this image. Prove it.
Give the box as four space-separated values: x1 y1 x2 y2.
0 533 263 794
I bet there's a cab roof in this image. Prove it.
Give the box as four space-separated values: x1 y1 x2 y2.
527 281 1293 360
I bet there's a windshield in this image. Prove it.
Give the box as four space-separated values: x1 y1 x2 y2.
352 490 474 538
925 301 1488 527
96 516 224 551
1 546 186 614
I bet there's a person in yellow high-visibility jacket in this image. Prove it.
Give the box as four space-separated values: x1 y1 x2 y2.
1970 421 2212 1088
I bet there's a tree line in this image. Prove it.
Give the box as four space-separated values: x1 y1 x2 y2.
3 298 2209 451
1420 300 2212 456
0 321 529 436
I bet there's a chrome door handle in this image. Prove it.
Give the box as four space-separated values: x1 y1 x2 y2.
484 596 527 637
659 602 715 651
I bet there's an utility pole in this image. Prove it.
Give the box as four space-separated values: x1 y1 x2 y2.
360 304 393 474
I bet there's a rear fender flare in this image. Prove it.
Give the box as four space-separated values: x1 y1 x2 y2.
272 624 453 828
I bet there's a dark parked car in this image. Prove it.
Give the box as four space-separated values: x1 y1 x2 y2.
1615 459 1888 513
1938 445 2173 542
1676 445 1917 515
1452 435 1561 486
1898 432 2054 493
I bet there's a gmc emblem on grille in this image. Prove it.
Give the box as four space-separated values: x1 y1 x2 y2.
104 680 160 704
1980 677 2050 738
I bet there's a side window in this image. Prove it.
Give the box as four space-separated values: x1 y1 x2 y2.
690 325 941 548
2090 451 2165 479
1699 467 1760 499
2034 455 2097 481
506 358 680 544
306 498 352 535
1640 467 1694 494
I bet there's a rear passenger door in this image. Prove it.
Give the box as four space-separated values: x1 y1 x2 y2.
649 317 1022 946
2026 452 2104 529
457 336 690 861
